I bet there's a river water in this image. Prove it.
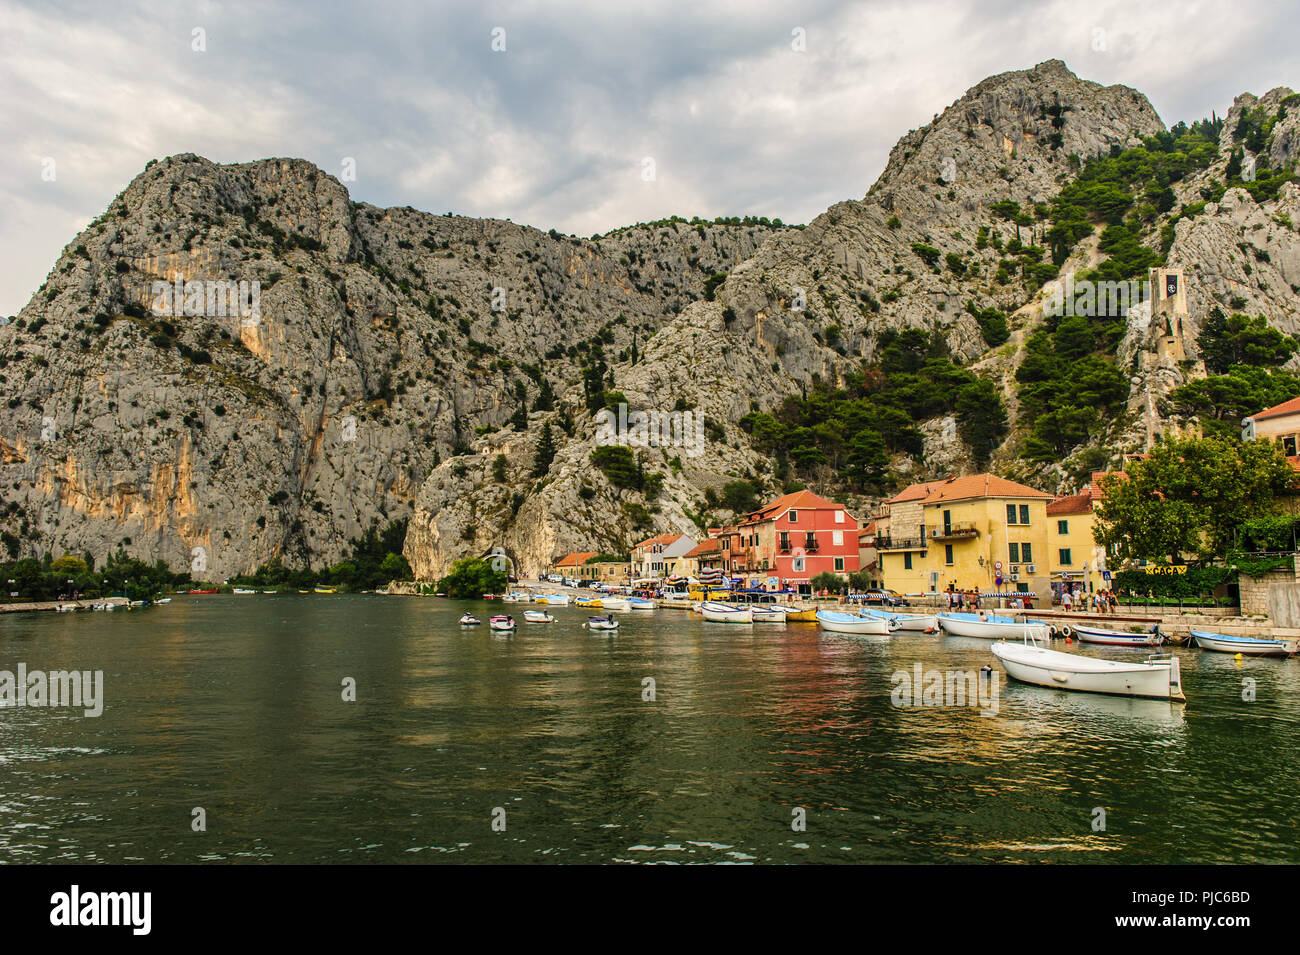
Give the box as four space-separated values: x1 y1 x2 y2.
2 595 1297 864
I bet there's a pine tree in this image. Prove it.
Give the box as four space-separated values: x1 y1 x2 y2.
532 422 556 477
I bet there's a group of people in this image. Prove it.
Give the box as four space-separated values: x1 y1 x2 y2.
1058 585 1118 614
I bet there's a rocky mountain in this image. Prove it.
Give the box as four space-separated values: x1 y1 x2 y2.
2 60 1297 581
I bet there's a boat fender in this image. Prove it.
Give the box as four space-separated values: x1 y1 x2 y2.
1047 625 1058 638
1060 625 1072 638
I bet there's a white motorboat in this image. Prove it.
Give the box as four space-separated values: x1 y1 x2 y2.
535 593 570 606
1191 630 1295 657
991 636 1185 702
155 597 172 604
233 588 256 594
56 603 78 612
601 597 631 611
858 607 937 633
488 615 516 632
1073 624 1163 647
459 613 481 626
939 612 1049 641
585 615 619 631
816 610 891 635
628 597 657 610
701 601 753 623
750 605 789 623
523 609 555 623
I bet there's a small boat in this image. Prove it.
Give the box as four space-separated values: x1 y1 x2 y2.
992 636 1185 702
459 613 481 626
524 609 555 623
1073 624 1163 647
858 607 937 633
261 590 277 594
782 607 819 623
701 601 753 623
233 588 256 594
534 593 570 606
155 597 172 605
585 615 619 631
189 589 218 594
601 597 631 612
56 603 78 613
1191 630 1295 657
751 606 788 623
313 586 336 594
129 600 147 608
816 610 891 634
488 615 516 632
939 612 1049 641
574 596 604 609
628 597 658 610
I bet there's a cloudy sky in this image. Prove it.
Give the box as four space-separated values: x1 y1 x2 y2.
2 0 1296 315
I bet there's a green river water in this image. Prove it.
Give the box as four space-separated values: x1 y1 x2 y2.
1 594 1297 864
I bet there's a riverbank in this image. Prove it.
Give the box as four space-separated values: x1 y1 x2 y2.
0 596 132 614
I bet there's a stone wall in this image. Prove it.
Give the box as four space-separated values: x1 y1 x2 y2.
1238 560 1298 617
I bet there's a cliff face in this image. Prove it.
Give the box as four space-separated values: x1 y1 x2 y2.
3 61 1297 581
0 155 778 579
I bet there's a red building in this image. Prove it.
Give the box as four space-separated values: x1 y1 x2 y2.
720 490 860 592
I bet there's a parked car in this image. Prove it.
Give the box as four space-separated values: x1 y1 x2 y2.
864 590 904 607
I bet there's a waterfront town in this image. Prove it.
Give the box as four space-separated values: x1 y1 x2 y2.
541 391 1300 622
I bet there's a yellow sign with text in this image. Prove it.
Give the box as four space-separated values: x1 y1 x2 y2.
1143 565 1188 575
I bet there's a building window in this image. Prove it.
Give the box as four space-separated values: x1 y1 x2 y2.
1286 435 1298 456
904 553 913 570
1021 543 1033 563
1019 504 1030 525
945 544 954 565
834 557 845 571
779 532 790 550
832 530 844 546
1006 504 1018 525
792 557 805 572
1009 542 1020 563
789 510 798 523
835 510 845 523
1059 548 1072 565
1057 519 1069 534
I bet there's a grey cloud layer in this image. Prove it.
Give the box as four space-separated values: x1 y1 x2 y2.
1 0 1296 314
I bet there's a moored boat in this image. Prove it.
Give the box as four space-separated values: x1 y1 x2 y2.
701 601 753 623
751 606 788 623
459 613 481 626
816 610 891 635
991 637 1185 701
585 615 619 631
782 607 819 622
601 597 631 612
939 612 1049 641
1073 624 1163 647
233 588 256 594
523 609 555 623
1191 630 1295 657
488 615 516 632
574 596 604 609
858 607 937 633
628 597 657 610
535 593 570 606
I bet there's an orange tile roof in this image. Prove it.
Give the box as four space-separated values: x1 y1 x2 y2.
890 473 1050 505
554 551 597 567
634 532 685 549
683 538 720 558
1251 395 1300 421
740 489 850 524
1046 492 1093 516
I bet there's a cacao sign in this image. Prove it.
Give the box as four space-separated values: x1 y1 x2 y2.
1143 565 1188 575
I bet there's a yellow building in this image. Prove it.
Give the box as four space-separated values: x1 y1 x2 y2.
1046 472 1110 597
877 474 1053 601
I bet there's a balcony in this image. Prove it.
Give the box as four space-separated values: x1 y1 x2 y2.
929 522 978 541
876 536 927 552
